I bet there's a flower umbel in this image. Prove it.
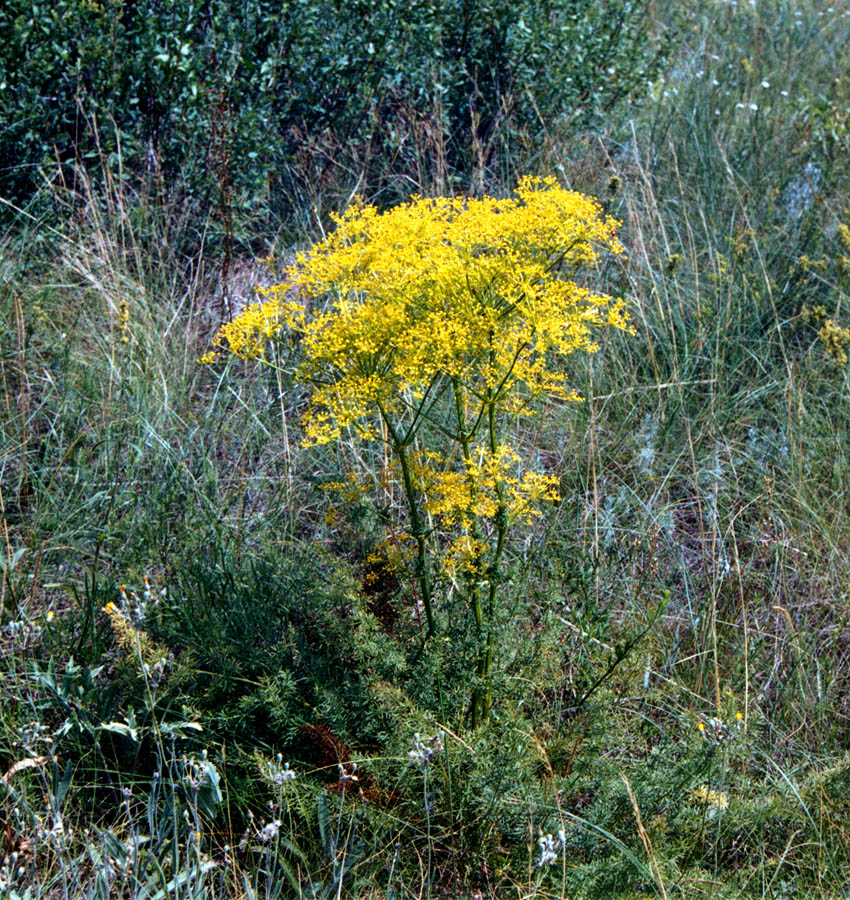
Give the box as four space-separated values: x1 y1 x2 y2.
211 176 630 446
536 830 567 867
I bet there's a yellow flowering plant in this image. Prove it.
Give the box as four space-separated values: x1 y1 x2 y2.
208 176 631 725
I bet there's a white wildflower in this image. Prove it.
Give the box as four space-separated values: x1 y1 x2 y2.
535 830 567 868
258 819 281 843
408 731 444 770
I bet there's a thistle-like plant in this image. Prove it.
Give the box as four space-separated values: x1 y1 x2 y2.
209 176 631 725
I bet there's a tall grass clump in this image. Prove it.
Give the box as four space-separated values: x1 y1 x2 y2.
512 0 850 893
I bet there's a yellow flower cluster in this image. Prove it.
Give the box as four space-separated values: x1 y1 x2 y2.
799 304 829 327
798 304 850 365
103 600 152 660
319 471 369 503
837 223 850 277
210 176 630 445
691 786 729 810
202 298 284 361
404 444 559 576
411 445 559 527
443 533 490 576
118 299 130 344
102 591 167 675
818 318 850 365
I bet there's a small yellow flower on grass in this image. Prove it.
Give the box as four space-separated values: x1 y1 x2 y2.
692 786 729 812
818 318 850 365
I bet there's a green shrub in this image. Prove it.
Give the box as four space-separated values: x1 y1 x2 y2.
0 0 672 229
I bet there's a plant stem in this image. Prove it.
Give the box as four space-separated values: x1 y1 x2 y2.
481 336 509 721
452 377 489 728
378 400 436 635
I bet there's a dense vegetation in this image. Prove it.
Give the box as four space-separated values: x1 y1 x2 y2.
0 0 668 231
2 1 850 897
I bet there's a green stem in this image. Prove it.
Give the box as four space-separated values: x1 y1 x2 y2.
452 377 490 728
398 442 436 636
482 381 508 720
378 400 435 636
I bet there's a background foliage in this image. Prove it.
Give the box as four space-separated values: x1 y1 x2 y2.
0 0 670 230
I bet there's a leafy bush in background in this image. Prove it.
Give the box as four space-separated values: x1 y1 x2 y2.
0 0 671 231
